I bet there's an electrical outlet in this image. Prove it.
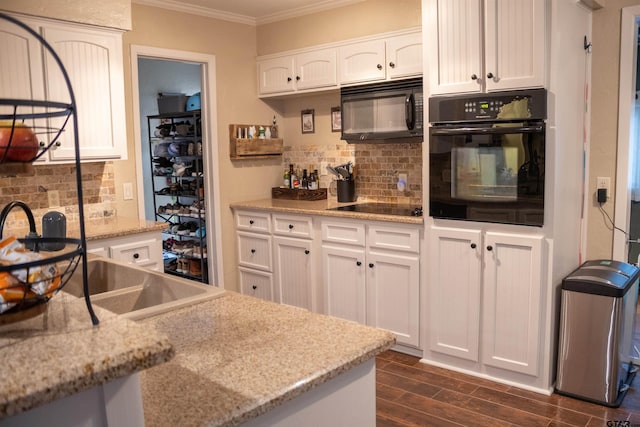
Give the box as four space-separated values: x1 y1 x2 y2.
320 161 328 176
47 190 60 208
596 176 610 191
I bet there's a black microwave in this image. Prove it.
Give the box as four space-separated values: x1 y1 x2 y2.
340 77 423 143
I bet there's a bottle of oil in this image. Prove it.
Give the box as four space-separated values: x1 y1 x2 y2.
283 168 290 188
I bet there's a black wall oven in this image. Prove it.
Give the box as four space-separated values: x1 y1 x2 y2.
429 89 547 226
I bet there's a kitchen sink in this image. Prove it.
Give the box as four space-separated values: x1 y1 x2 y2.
62 257 224 320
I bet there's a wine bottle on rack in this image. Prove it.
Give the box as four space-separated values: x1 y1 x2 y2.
309 170 318 190
288 164 295 189
301 169 308 189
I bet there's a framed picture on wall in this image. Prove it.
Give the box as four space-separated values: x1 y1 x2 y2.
331 107 341 132
301 109 315 134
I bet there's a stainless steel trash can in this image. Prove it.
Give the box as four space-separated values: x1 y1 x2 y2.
556 260 640 407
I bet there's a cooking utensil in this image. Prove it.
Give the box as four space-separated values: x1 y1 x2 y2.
326 165 342 179
335 166 351 180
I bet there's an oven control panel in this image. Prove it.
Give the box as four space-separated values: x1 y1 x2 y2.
464 100 505 116
429 88 547 123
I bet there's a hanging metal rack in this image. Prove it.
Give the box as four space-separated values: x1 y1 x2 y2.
0 12 98 325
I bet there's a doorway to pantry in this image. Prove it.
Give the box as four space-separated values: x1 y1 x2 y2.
129 45 224 288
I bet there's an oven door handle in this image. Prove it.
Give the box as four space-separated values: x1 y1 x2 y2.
430 125 544 136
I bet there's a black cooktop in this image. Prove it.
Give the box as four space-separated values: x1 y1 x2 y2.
329 203 423 217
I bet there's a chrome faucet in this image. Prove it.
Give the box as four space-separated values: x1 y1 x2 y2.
0 201 39 247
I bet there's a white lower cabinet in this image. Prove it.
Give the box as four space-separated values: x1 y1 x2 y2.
321 219 421 348
273 236 313 310
239 267 274 301
429 225 544 377
322 243 366 323
234 210 314 309
86 230 163 271
233 209 422 349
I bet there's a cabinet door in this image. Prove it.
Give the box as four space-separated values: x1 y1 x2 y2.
386 33 422 79
109 238 162 271
366 250 420 347
427 0 483 94
338 40 386 85
239 267 273 302
321 244 366 323
273 236 312 310
42 23 126 161
257 56 295 95
482 231 543 375
484 0 545 92
237 231 272 271
0 16 45 127
429 226 482 361
295 48 337 91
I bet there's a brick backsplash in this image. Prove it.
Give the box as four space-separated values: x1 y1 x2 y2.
0 162 116 233
283 141 422 205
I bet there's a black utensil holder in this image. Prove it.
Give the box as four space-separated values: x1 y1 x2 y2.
337 180 355 202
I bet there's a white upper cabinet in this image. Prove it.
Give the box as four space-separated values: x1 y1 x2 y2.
427 0 545 94
42 23 126 161
0 16 45 125
258 48 337 95
295 49 337 91
257 28 422 97
338 40 386 85
385 32 423 79
0 15 126 162
338 33 423 85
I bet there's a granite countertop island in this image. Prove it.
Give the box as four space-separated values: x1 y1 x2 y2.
0 292 174 419
230 198 424 224
0 289 394 426
139 291 396 427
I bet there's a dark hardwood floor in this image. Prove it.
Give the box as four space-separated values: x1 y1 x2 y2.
375 350 640 426
376 307 640 427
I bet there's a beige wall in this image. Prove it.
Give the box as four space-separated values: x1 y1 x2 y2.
587 0 640 259
123 4 282 291
256 0 421 55
0 0 131 30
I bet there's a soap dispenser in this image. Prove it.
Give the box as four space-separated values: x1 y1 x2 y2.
42 211 66 251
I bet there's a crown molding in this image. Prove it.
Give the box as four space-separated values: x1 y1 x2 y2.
256 0 365 25
133 0 256 25
133 0 365 26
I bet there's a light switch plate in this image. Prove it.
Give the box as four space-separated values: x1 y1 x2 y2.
47 190 60 208
123 182 133 200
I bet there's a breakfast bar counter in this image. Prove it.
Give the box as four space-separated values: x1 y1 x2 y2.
0 292 174 421
139 291 396 426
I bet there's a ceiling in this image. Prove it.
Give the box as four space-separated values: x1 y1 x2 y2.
133 0 365 25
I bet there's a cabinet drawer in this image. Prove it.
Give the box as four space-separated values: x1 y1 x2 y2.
109 238 161 269
236 210 271 233
237 231 272 271
239 267 273 302
368 225 420 253
321 220 365 246
273 214 313 238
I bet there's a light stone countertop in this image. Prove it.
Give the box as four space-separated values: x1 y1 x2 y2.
0 292 174 419
4 215 166 242
72 216 166 241
230 198 424 224
139 292 396 427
